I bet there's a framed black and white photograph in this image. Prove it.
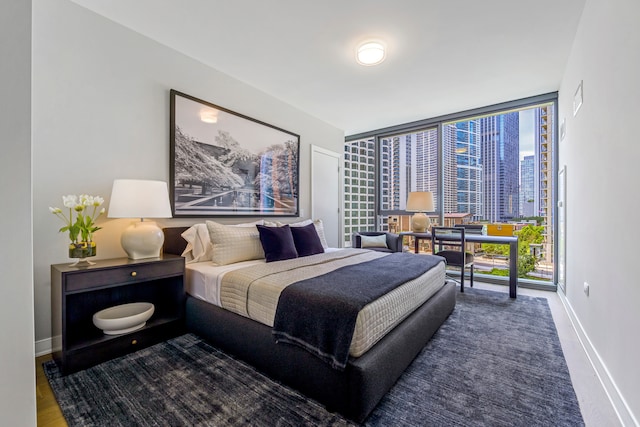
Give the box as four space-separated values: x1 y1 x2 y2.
170 90 300 217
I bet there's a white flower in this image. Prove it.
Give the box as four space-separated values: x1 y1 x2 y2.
80 194 91 206
62 195 77 208
51 193 105 243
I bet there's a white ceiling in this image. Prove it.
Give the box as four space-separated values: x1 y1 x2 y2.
71 0 585 135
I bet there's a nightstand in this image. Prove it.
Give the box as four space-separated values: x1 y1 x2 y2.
51 254 185 375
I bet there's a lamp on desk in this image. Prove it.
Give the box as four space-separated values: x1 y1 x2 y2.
406 191 434 233
108 179 172 259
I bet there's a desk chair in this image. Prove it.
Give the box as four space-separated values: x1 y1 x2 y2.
431 226 475 292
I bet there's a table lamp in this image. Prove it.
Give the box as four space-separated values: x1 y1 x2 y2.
406 191 434 233
108 179 172 259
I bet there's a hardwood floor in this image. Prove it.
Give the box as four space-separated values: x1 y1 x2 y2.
35 354 67 427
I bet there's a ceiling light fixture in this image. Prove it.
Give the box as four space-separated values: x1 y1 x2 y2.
356 41 386 66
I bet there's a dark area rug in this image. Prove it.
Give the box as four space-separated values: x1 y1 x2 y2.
45 288 584 426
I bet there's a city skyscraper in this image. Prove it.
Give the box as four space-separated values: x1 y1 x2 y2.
387 134 411 210
534 105 554 260
380 130 439 211
480 113 520 222
444 120 482 219
412 131 439 198
520 155 535 217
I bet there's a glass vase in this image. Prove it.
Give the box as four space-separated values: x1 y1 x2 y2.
69 241 97 266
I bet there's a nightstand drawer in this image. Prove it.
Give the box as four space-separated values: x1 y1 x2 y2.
65 259 183 292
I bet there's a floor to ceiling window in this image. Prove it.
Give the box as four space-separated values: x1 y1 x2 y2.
344 94 557 287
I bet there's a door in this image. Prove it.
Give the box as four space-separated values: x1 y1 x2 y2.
557 165 566 293
311 145 342 247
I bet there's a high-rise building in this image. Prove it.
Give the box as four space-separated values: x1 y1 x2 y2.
384 134 410 211
534 105 554 260
380 130 439 211
444 121 482 219
412 131 439 197
480 113 520 222
520 155 535 217
441 124 457 215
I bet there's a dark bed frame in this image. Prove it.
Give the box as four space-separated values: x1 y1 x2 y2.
163 227 456 423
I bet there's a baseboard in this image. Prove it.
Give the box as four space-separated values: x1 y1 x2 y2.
35 337 52 357
558 291 638 427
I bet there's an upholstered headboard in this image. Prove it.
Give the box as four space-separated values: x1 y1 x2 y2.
162 227 190 256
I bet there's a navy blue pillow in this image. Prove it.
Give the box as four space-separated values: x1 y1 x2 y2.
256 224 298 262
290 223 324 257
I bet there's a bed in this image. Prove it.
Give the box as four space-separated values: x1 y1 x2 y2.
163 225 456 423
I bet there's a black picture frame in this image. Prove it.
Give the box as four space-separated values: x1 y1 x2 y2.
170 90 300 217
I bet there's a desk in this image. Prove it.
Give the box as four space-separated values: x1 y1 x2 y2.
400 232 519 298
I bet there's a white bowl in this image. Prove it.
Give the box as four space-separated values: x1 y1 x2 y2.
92 302 155 335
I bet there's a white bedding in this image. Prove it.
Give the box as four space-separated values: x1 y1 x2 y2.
185 248 445 357
185 248 345 305
186 258 264 306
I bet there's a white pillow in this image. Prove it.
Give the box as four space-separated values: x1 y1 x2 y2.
181 220 264 264
277 219 329 249
311 219 329 249
282 219 313 227
206 220 265 265
181 224 212 263
360 234 388 249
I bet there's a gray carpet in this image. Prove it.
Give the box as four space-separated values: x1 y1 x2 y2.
44 288 584 426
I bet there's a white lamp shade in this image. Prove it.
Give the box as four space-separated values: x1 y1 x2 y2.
406 191 434 212
108 179 172 259
108 179 172 219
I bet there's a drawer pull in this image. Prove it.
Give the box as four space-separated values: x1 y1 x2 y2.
131 339 138 345
131 271 137 277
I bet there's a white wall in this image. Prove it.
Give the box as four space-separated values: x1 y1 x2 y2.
32 0 344 348
558 0 640 424
0 1 37 425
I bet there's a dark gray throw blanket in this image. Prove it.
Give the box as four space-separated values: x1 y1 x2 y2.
272 252 444 370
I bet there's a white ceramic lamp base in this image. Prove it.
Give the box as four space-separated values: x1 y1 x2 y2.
411 212 431 233
121 220 165 259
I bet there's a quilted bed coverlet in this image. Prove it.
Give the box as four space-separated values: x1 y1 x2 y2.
218 249 446 358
